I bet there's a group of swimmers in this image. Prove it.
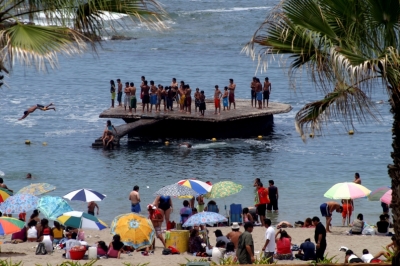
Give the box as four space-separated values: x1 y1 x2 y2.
109 76 272 116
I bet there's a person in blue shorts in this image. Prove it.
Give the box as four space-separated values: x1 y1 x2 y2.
320 202 342 233
222 87 229 111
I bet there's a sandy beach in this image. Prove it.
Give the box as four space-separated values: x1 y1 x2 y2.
0 226 393 265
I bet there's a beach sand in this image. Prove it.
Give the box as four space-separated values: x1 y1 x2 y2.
0 226 392 265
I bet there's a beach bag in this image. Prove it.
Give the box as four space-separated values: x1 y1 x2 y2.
362 226 375 235
36 243 47 255
168 246 180 254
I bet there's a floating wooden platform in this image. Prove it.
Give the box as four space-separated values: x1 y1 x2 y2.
93 99 292 145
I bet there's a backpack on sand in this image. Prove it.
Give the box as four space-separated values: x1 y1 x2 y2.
36 243 47 255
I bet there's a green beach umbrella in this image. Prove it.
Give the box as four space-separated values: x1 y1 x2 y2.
205 181 243 199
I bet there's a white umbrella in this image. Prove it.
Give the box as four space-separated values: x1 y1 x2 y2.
63 189 106 202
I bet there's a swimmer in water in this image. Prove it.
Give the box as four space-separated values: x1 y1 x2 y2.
179 142 192 148
18 103 56 120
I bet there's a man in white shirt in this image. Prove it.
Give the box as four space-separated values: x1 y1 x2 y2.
211 240 226 263
261 218 275 264
361 249 374 263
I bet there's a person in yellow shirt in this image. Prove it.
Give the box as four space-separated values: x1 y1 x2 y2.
52 221 64 244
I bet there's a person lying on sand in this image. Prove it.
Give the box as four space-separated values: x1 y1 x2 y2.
18 103 56 120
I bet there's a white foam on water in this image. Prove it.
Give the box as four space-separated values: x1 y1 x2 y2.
182 6 270 14
44 129 92 136
192 142 227 149
10 100 21 104
0 170 4 176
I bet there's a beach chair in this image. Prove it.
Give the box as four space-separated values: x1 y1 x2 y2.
229 204 242 224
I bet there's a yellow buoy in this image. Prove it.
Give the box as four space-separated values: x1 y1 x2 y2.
42 142 47 146
309 133 314 138
348 130 354 135
165 141 169 146
25 140 31 145
257 135 263 139
211 138 217 142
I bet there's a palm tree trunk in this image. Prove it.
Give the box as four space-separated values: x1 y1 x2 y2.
388 89 400 264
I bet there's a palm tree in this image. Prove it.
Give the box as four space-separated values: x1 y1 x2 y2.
246 0 400 260
0 0 166 73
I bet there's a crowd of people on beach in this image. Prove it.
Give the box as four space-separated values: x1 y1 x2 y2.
108 76 272 116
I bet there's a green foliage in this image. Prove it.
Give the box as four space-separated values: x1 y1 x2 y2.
122 263 150 266
178 257 209 266
382 246 395 262
36 260 97 266
0 259 23 266
309 254 338 265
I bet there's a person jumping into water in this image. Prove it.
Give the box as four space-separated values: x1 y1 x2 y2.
18 103 56 120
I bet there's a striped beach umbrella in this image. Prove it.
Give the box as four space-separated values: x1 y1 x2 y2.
57 211 108 230
0 188 13 203
0 217 25 235
324 182 371 199
177 179 212 195
368 186 391 201
63 189 106 202
380 190 392 205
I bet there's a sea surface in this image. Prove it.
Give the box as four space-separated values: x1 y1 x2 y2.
0 0 393 227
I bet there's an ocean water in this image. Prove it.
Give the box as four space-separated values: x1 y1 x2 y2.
0 0 393 227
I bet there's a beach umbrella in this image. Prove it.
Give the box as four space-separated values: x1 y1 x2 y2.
323 182 371 199
0 217 25 236
37 196 73 220
110 213 155 250
57 211 107 230
0 188 13 203
17 183 56 196
177 179 212 195
153 184 198 197
205 181 243 199
182 212 228 227
0 193 38 214
368 186 391 201
380 190 392 205
63 188 106 202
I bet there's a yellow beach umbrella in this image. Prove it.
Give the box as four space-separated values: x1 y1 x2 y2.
110 213 155 250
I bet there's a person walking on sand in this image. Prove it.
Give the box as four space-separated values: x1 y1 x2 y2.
267 180 279 213
261 218 275 264
87 201 99 216
214 85 222 115
236 222 255 264
319 201 343 233
117 79 123 107
148 204 166 250
228 79 236 110
222 87 229 111
129 185 141 213
312 216 326 262
263 77 271 108
110 80 116 108
353 173 361 184
129 82 137 114
18 103 56 120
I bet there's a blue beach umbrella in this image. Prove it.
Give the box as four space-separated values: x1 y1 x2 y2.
0 193 38 214
63 188 106 202
37 196 73 220
182 212 227 227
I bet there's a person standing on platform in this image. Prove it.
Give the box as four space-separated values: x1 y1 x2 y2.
214 85 222 115
353 173 361 184
236 222 255 264
319 201 343 233
129 82 137 114
222 87 229 111
141 80 150 113
256 78 263 109
228 79 236 110
263 77 272 108
255 183 269 226
199 90 206 116
110 80 116 108
129 186 141 213
117 79 123 107
250 77 257 108
267 180 279 213
186 85 192 114
312 216 327 262
123 82 130 111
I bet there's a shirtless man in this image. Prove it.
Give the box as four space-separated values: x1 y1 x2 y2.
250 77 257 107
117 79 123 107
123 82 131 111
186 85 192 114
148 204 166 249
149 81 158 113
199 90 206 116
194 88 201 113
0 178 12 192
141 80 150 113
226 222 242 249
87 201 99 216
222 87 229 111
263 77 272 108
18 103 56 120
228 79 236 110
319 201 343 233
256 78 263 109
129 186 141 213
129 82 137 114
140 76 145 100
214 85 222 115
353 173 361 184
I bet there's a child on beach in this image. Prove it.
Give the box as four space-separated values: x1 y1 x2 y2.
242 208 253 223
97 241 108 258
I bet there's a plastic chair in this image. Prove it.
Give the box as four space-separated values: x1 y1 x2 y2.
230 203 242 224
